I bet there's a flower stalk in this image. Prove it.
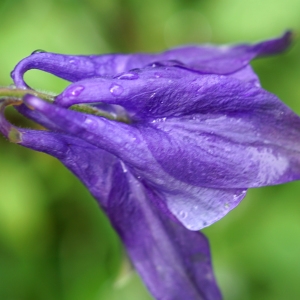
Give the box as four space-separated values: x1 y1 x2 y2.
0 87 130 123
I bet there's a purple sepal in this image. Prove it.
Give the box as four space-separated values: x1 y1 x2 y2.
108 167 222 300
0 106 221 299
1 32 298 300
11 31 291 88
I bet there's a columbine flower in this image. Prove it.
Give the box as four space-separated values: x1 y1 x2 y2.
1 31 299 300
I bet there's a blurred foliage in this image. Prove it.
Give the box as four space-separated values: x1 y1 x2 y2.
0 0 300 299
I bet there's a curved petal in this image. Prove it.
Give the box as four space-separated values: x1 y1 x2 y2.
143 113 300 188
107 165 222 300
1 99 222 299
15 103 67 131
53 67 289 121
22 95 247 230
0 100 117 207
23 90 300 191
22 94 142 160
11 32 291 88
160 187 247 231
11 52 130 88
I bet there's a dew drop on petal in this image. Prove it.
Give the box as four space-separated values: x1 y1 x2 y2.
110 84 124 96
148 62 164 68
233 193 239 200
117 73 139 80
66 85 85 98
120 161 128 173
84 117 98 130
179 210 188 220
31 49 47 55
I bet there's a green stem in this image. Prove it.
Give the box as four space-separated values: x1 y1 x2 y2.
0 87 54 102
0 87 130 123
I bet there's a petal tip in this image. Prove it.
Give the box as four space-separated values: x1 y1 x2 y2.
23 94 44 110
8 127 22 143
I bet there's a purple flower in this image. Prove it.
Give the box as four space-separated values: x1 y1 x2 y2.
1 31 299 300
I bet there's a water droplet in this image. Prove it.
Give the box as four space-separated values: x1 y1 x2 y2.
110 84 124 96
224 202 229 209
120 162 128 173
233 194 239 200
254 82 260 87
31 49 47 55
149 62 164 68
179 210 188 219
84 118 98 130
67 85 85 98
155 117 167 122
116 73 139 80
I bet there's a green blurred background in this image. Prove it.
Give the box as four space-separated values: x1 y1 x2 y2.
0 0 300 299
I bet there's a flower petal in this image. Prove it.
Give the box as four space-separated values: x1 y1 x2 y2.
107 165 222 300
143 112 300 189
53 67 286 121
1 99 222 299
22 95 248 230
160 187 247 231
0 101 116 207
11 52 130 88
228 65 260 86
53 68 300 189
12 32 291 88
24 88 300 190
